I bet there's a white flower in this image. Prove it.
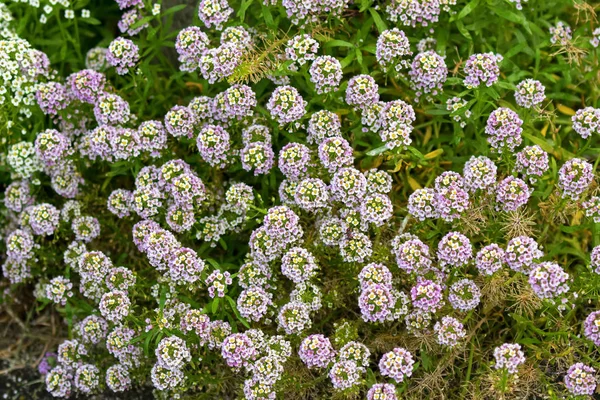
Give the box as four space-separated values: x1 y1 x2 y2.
65 9 74 19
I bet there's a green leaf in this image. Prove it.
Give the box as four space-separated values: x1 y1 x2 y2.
369 8 388 33
457 0 479 20
455 20 472 41
366 145 388 156
163 4 187 16
237 0 253 20
492 7 531 34
323 40 355 48
212 297 220 314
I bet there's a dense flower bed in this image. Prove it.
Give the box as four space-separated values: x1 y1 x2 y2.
1 0 600 398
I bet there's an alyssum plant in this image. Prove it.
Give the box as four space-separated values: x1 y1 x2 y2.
1 0 600 398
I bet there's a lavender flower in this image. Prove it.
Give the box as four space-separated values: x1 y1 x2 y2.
267 85 307 125
434 316 466 348
476 244 505 275
493 343 525 374
408 188 439 220
299 334 336 369
237 286 273 322
584 310 600 345
411 279 444 312
485 107 523 152
379 100 415 149
449 279 481 311
463 53 503 89
285 34 319 69
376 28 412 72
198 0 232 30
36 81 69 115
495 176 531 211
367 383 398 400
379 347 414 383
572 107 600 139
241 142 275 175
437 232 473 268
549 21 572 45
515 145 549 183
156 336 191 371
463 156 497 192
175 27 210 71
359 283 396 322
68 69 106 103
107 37 139 74
558 158 593 200
277 301 312 334
165 105 196 138
387 0 440 28
409 51 448 99
307 110 342 144
564 363 597 396
359 263 393 290
340 232 373 263
528 262 569 299
46 366 73 398
106 364 131 392
74 364 100 394
99 290 131 323
515 79 546 108
281 247 319 283
329 360 362 390
346 74 379 109
197 124 231 168
309 55 343 94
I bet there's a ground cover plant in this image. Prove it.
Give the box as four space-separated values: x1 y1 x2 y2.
1 0 600 398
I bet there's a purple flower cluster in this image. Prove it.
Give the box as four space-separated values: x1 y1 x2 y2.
475 244 505 275
515 145 549 183
584 311 600 345
409 51 448 99
367 383 398 400
107 37 139 75
528 262 569 299
378 100 415 149
463 156 497 192
493 343 525 374
237 286 273 322
277 301 312 334
434 316 466 347
346 74 379 109
198 0 233 30
504 236 543 274
309 55 343 94
175 27 210 71
437 232 473 268
394 238 433 274
572 107 600 139
449 279 481 311
359 283 396 322
411 279 444 312
298 334 336 369
495 176 531 212
564 363 597 396
408 188 439 220
376 28 412 73
515 79 546 108
285 34 319 70
558 158 593 200
485 107 523 152
463 53 503 89
267 85 307 125
387 0 440 28
379 347 414 383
